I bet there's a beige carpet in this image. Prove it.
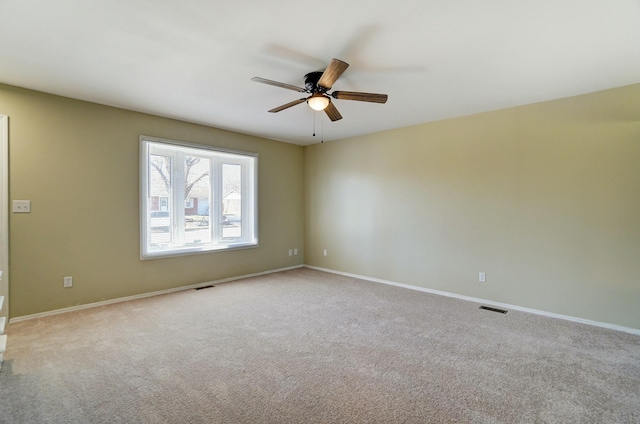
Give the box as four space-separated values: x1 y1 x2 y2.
1 268 639 423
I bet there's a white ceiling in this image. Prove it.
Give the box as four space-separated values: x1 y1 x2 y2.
1 0 639 145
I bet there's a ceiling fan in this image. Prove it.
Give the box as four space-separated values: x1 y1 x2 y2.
251 58 388 122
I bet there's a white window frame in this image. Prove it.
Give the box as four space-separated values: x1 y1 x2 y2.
140 136 258 260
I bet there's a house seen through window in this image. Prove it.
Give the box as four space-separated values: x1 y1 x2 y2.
140 136 257 259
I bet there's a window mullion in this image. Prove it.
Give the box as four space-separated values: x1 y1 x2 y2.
174 151 186 245
212 157 222 244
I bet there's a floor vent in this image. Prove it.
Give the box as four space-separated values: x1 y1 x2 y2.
195 285 215 291
480 305 508 314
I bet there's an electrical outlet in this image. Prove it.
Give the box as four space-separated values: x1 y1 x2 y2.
323 249 328 256
63 276 73 288
13 200 31 213
294 248 298 255
479 272 486 283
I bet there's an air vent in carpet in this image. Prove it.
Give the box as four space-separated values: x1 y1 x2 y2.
479 305 508 314
195 285 215 290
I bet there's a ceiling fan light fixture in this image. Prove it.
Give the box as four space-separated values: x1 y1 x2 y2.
307 93 330 111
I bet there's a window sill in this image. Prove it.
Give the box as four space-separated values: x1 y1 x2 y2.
140 241 258 260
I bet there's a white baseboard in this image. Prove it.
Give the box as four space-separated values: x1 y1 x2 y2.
304 265 640 336
9 265 304 323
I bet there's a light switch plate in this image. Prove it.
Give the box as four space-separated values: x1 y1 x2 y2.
13 200 31 213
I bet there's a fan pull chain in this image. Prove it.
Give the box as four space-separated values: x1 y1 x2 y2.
311 112 324 143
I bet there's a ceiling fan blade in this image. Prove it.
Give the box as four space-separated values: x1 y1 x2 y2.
324 100 343 121
268 98 307 113
251 77 306 92
332 91 388 104
317 59 349 90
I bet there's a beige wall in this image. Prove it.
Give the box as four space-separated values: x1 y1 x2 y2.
305 84 640 329
1 84 305 318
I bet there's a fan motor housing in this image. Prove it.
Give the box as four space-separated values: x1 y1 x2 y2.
304 71 324 92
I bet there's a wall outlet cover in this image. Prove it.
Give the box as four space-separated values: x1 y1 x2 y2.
13 200 31 213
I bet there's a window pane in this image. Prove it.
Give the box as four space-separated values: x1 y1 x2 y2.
149 154 172 248
222 163 241 239
184 156 211 245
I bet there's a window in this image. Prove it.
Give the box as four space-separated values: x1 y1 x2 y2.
140 136 257 259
